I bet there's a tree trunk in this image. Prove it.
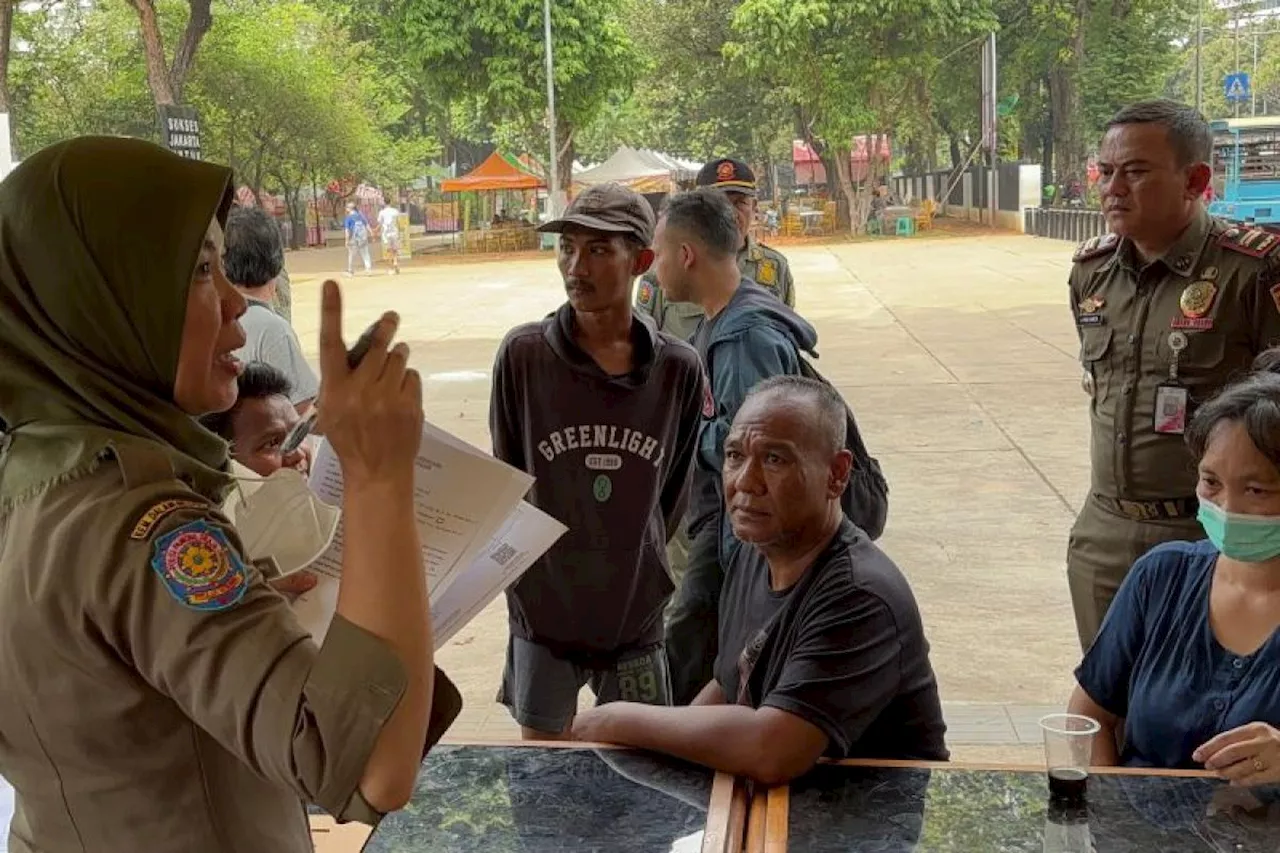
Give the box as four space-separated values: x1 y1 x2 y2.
126 0 212 107
169 0 212 103
275 176 303 251
0 0 13 112
127 0 177 106
1049 0 1090 185
555 115 575 195
830 145 859 235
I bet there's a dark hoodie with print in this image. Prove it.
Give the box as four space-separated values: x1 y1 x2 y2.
490 302 706 662
687 279 819 539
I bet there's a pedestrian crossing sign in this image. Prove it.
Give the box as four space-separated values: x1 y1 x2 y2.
1225 72 1251 103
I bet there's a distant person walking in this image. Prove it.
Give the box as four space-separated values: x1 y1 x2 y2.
377 200 403 275
344 201 372 276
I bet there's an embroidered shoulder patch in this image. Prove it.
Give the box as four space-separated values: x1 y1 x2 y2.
1072 233 1119 263
1219 227 1280 258
636 279 656 310
150 520 249 612
757 259 778 286
130 498 207 540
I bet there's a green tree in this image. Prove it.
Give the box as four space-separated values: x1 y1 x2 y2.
189 1 434 245
386 0 637 194
728 0 996 230
124 0 213 108
587 0 788 171
10 1 156 157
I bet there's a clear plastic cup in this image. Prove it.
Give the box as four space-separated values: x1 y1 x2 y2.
1039 713 1100 805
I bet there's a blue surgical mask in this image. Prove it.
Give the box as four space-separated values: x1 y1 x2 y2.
1197 498 1280 563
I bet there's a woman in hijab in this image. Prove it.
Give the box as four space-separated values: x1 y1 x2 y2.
0 137 434 852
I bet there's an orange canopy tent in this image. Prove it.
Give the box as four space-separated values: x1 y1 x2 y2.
441 151 546 192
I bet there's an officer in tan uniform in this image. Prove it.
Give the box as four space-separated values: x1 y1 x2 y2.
1068 100 1280 649
0 137 448 852
636 158 795 341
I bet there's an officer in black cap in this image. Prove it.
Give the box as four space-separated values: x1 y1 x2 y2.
635 157 796 341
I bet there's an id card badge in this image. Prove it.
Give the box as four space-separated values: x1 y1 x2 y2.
1154 383 1189 435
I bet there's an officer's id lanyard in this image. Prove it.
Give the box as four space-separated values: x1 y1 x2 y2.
1155 331 1189 435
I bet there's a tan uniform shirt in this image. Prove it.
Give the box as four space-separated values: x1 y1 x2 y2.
1070 209 1280 501
0 439 406 852
635 237 796 340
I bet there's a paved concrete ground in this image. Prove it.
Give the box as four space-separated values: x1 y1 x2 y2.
286 230 1087 764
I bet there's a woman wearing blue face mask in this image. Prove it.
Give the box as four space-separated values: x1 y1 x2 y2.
1069 372 1280 784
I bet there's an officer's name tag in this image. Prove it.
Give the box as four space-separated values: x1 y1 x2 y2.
1077 314 1104 327
1155 384 1189 435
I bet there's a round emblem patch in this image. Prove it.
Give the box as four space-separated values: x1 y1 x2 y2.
150 520 249 611
593 474 613 503
716 161 735 181
1179 281 1218 318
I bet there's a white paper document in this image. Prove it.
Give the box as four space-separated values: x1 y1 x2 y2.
1 772 12 853
291 422 565 644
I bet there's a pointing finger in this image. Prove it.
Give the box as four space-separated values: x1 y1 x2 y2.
318 280 348 380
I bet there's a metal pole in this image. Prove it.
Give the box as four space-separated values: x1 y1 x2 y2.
1195 0 1203 114
1235 9 1241 118
543 0 560 218
989 32 999 229
1254 25 1260 116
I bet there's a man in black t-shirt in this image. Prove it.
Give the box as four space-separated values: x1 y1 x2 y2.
568 376 947 782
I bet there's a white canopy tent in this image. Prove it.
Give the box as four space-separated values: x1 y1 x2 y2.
574 146 702 193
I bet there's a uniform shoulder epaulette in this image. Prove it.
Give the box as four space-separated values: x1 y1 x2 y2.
756 241 785 259
1218 226 1280 259
1072 232 1119 263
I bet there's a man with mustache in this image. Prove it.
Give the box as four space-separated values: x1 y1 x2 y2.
568 377 946 781
489 183 705 741
1068 99 1280 649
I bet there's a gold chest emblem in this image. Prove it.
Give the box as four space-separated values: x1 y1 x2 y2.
1179 280 1218 319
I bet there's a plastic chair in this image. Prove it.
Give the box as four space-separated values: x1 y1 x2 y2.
865 217 883 235
896 216 916 236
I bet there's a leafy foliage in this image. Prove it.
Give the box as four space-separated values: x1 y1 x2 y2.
3 0 1218 205
383 0 637 190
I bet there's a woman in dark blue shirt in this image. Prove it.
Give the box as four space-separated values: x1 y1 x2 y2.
1071 372 1280 785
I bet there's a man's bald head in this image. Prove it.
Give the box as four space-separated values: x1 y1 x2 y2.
743 376 847 455
724 375 851 548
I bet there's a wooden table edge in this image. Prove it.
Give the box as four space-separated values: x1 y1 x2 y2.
821 757 1215 778
702 772 749 853
743 786 768 853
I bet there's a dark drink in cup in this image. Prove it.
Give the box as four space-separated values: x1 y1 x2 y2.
1047 767 1088 804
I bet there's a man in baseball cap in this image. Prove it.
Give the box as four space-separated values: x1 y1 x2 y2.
635 157 797 343
537 181 656 245
491 182 706 741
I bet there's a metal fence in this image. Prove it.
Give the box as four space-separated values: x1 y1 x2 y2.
1024 208 1107 242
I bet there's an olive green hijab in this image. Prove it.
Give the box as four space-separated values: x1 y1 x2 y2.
0 136 236 509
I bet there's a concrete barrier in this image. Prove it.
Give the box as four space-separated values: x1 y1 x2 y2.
1024 208 1107 242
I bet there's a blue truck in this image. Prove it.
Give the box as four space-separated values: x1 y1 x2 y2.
1208 117 1280 228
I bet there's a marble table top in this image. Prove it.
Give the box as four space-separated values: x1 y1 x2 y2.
784 763 1280 852
362 745 714 853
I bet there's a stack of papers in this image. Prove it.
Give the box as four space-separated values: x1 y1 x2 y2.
0 773 11 851
292 422 566 645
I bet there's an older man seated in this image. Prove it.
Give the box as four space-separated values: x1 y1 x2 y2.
570 376 948 783
1070 372 1280 783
